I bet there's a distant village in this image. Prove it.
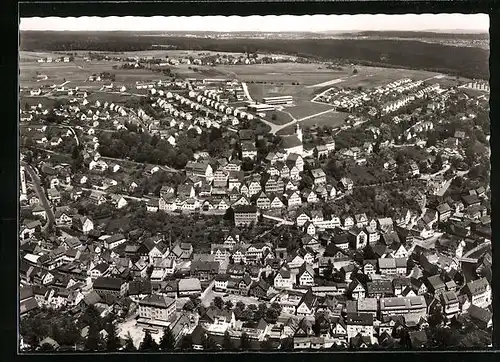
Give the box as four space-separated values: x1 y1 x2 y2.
19 51 492 351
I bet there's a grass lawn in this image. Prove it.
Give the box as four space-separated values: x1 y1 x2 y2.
285 101 334 119
21 96 60 108
276 111 348 135
87 91 141 104
263 110 294 125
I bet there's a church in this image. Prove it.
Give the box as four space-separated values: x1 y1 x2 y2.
279 124 304 156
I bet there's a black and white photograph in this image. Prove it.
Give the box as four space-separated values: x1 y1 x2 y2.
18 12 492 352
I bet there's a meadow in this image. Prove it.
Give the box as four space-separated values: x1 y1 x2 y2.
276 111 349 135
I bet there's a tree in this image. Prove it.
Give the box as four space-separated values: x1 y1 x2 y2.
180 334 193 351
213 296 224 310
81 305 102 330
239 332 251 350
280 337 294 350
352 68 358 75
105 323 121 352
84 325 104 351
139 330 159 351
39 342 55 352
123 333 137 351
202 332 218 351
225 300 234 310
222 331 234 350
159 326 176 351
260 338 274 350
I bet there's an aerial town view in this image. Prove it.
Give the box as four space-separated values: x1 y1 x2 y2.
18 14 492 352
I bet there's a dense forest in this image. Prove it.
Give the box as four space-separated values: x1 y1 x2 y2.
20 31 489 79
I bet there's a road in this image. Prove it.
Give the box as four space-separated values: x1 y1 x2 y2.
261 106 340 135
21 161 56 225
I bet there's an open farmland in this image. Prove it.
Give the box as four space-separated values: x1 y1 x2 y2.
19 53 172 90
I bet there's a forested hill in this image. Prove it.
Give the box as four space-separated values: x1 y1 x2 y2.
20 31 489 79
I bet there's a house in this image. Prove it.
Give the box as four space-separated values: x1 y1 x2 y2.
354 213 369 228
310 168 327 185
296 290 318 317
345 313 374 342
348 227 368 249
379 296 427 321
190 261 219 282
138 294 177 324
377 218 394 233
92 277 128 297
233 205 258 227
440 290 460 319
462 277 491 309
72 215 94 234
467 305 493 330
363 260 377 276
178 278 202 297
103 234 127 250
378 258 397 276
348 279 366 300
425 275 446 296
436 203 452 222
297 262 315 286
110 194 128 209
366 280 393 299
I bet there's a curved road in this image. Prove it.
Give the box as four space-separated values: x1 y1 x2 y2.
21 161 56 225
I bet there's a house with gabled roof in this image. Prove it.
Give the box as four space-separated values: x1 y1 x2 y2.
348 227 368 250
297 262 315 287
296 290 317 316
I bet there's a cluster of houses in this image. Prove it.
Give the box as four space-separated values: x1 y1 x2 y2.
19 66 492 350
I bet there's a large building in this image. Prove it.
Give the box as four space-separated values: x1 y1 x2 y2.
262 95 293 106
138 294 176 323
379 296 427 320
280 124 304 156
247 103 276 113
233 205 258 226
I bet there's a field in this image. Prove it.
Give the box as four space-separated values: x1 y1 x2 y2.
19 55 172 90
276 111 349 135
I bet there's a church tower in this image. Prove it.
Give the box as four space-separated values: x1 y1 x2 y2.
296 123 303 143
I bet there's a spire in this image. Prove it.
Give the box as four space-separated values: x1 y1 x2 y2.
296 123 303 142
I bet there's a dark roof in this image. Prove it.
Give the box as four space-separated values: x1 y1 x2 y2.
467 305 492 324
93 276 124 291
139 294 176 308
345 312 373 326
409 330 428 348
190 260 220 274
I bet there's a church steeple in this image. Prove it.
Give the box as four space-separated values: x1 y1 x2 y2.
296 123 303 142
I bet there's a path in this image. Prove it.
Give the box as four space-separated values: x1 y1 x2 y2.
264 107 340 135
21 161 56 225
241 82 253 103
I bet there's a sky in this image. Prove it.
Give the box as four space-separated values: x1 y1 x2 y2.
20 14 489 32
